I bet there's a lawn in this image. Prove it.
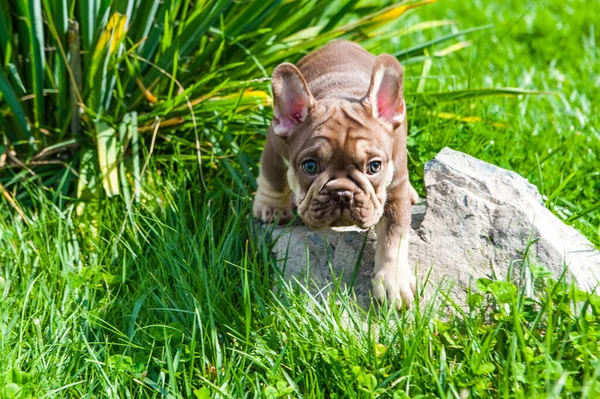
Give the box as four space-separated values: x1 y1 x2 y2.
0 0 599 397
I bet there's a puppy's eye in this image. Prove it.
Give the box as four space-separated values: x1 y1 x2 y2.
367 161 382 175
302 160 318 175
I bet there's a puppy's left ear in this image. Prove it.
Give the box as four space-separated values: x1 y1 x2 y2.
364 54 405 129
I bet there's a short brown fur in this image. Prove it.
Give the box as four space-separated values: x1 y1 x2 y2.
254 40 418 308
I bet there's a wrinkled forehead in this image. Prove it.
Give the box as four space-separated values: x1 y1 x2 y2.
289 101 390 163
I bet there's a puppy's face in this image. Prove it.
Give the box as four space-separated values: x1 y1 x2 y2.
271 55 406 229
286 101 395 229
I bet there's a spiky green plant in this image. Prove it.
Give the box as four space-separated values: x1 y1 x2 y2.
0 0 538 203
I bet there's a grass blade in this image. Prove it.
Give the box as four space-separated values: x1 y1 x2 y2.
68 20 83 138
129 112 140 203
75 147 99 216
546 171 577 206
96 120 120 197
395 24 493 59
118 114 132 205
27 0 46 132
410 87 549 107
567 202 600 223
0 68 31 143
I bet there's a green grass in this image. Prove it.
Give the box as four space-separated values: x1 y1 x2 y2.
398 0 600 246
1 0 600 397
2 172 600 398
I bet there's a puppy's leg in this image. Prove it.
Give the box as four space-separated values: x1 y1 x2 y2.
409 183 419 205
372 179 416 309
253 132 293 224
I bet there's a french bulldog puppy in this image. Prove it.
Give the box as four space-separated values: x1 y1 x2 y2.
253 40 418 308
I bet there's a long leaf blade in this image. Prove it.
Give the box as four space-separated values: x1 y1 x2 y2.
96 120 120 197
27 0 45 132
0 68 31 142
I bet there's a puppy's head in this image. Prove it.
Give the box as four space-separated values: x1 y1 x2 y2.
271 55 406 229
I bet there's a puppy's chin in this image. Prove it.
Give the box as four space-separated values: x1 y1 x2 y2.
298 209 381 230
297 211 336 230
329 216 355 227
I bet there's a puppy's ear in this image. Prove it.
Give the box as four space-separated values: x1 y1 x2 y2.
271 63 314 138
364 54 405 129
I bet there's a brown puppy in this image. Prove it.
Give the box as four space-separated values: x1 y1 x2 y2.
254 41 418 308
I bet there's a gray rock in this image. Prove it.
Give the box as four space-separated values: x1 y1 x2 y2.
267 147 600 306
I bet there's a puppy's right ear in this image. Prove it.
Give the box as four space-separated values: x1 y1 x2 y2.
363 54 405 129
271 63 314 138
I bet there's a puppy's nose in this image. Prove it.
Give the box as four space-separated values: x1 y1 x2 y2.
330 190 354 206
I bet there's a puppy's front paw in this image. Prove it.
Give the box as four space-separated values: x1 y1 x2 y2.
253 200 293 225
253 174 293 224
372 268 416 310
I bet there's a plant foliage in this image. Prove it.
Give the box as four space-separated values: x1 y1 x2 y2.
0 0 534 199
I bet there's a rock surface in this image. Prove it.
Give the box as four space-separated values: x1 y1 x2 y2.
266 148 600 306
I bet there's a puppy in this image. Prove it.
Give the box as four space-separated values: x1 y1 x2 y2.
253 40 418 308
